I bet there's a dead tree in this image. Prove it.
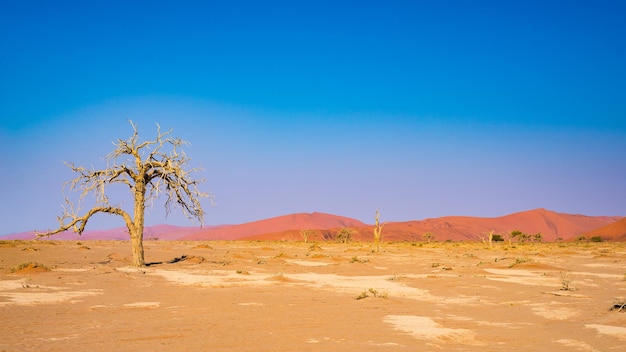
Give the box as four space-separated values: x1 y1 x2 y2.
37 121 211 266
373 209 384 252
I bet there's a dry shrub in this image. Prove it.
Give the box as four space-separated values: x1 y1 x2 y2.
11 262 50 274
308 243 323 252
610 298 626 312
268 272 296 283
21 247 40 252
0 241 17 248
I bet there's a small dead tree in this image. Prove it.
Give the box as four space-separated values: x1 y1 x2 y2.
37 121 211 267
373 209 384 252
486 229 494 248
300 229 316 244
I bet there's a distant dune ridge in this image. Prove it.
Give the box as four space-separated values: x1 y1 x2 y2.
182 212 366 240
3 209 623 242
581 217 626 242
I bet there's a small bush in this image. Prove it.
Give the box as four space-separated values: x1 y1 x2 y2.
356 288 388 300
508 257 532 268
11 262 49 273
492 234 505 242
356 291 369 300
559 272 577 292
350 256 369 263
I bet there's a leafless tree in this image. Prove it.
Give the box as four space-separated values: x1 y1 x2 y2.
373 209 384 252
299 229 316 244
37 121 212 266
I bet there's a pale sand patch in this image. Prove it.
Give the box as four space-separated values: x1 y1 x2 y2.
0 279 26 290
123 302 160 308
585 324 626 339
0 279 103 305
446 314 517 328
483 268 557 286
572 272 624 279
0 289 102 306
39 334 81 342
287 273 452 301
383 315 482 345
283 259 332 267
582 263 616 268
543 291 589 298
531 303 580 320
238 302 263 306
150 269 477 303
556 339 601 352
151 269 275 287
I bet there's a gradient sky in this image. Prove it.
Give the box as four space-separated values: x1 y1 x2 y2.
1 0 625 235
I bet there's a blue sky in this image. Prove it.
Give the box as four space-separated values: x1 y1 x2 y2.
1 0 625 234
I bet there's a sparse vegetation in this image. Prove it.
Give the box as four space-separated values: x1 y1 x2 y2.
336 227 357 244
510 231 543 243
559 271 577 291
492 234 504 242
308 243 322 252
356 291 369 300
350 256 369 264
11 262 50 273
508 257 532 268
356 288 387 300
422 232 435 243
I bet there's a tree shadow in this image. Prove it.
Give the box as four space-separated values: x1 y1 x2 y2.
145 254 190 267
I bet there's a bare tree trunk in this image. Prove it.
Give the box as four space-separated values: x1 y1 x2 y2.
373 210 384 253
130 227 145 267
131 182 146 266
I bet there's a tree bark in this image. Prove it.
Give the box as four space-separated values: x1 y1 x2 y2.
131 181 146 266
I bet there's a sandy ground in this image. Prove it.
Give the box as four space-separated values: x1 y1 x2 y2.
1 240 625 351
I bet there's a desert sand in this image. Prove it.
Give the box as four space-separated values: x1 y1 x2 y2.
1 240 626 351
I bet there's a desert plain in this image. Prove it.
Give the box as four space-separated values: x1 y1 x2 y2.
1 239 626 351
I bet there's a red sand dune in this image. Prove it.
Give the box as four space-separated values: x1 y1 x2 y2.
581 217 626 241
3 224 207 241
243 209 622 242
182 212 367 240
2 209 621 242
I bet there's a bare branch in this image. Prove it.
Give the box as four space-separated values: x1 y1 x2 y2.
36 206 132 238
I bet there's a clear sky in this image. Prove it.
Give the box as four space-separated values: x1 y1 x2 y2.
1 0 625 234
